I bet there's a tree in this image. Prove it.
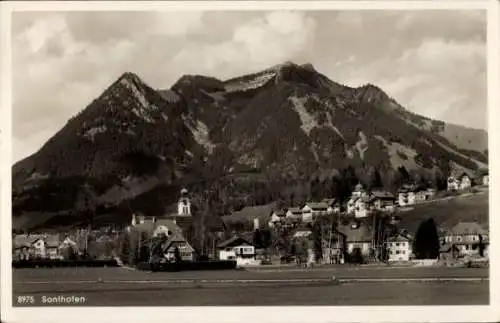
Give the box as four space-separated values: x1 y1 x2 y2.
310 177 321 200
329 175 341 198
311 220 323 262
368 167 383 190
339 166 358 202
478 235 486 257
253 229 263 249
413 218 440 259
260 228 272 249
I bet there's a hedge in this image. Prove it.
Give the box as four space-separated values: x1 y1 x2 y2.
141 260 237 272
12 259 119 268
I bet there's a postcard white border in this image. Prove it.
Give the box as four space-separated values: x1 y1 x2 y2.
1 1 499 323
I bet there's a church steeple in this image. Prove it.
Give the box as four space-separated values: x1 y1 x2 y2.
177 188 191 216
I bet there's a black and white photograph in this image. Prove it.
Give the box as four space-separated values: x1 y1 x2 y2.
1 0 499 322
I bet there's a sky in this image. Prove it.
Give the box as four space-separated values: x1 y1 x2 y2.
11 9 487 163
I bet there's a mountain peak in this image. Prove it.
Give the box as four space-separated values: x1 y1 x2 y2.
117 71 143 84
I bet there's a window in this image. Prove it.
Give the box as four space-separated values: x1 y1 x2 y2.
472 245 477 251
396 243 400 247
396 250 401 254
401 250 405 255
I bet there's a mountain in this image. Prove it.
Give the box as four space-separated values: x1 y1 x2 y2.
12 62 488 230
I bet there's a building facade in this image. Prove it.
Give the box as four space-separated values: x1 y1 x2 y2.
386 235 412 262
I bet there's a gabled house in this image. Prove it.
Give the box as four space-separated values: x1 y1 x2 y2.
445 222 489 258
339 222 373 258
13 235 39 260
447 172 472 191
321 198 342 213
268 210 287 227
45 234 62 259
131 216 184 239
286 207 303 221
386 234 412 262
397 184 419 206
160 233 195 262
301 202 330 222
354 196 373 218
370 191 396 212
12 234 64 260
217 236 259 267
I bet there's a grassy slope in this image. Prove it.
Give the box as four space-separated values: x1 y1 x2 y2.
440 123 488 153
397 189 489 236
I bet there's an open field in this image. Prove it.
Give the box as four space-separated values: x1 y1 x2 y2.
13 266 489 306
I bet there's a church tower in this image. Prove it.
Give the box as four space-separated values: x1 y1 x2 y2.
177 188 191 216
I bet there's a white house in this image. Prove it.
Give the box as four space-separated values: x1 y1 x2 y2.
322 198 342 213
443 222 489 258
347 197 358 214
301 202 331 223
447 172 472 191
386 234 412 262
268 210 286 227
397 184 418 206
286 207 303 221
354 197 372 218
217 236 259 267
481 171 489 186
370 191 396 212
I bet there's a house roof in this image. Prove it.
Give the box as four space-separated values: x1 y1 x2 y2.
397 184 421 193
360 196 375 203
293 230 312 238
272 209 287 217
162 233 193 252
13 234 61 248
338 223 373 243
217 236 254 248
321 198 339 206
371 191 395 199
387 234 411 243
348 197 359 204
228 203 277 223
45 234 61 248
133 218 184 235
287 207 303 214
13 235 40 248
449 168 473 179
304 202 329 210
451 222 487 235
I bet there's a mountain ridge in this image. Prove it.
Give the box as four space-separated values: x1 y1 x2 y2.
12 62 488 230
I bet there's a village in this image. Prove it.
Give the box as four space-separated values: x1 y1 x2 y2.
12 170 489 269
